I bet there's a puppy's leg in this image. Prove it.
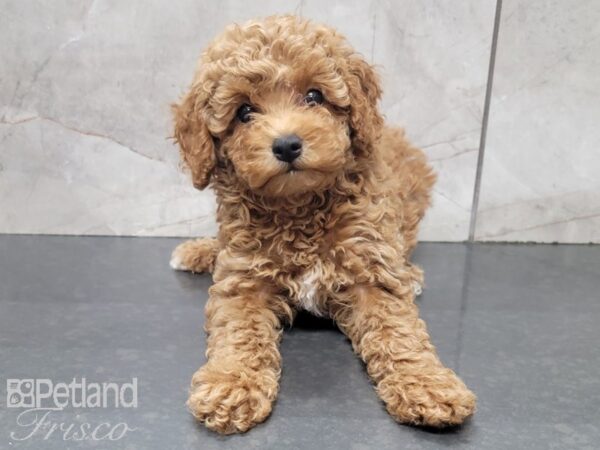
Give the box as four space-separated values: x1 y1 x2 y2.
188 279 286 434
170 237 219 273
334 284 476 427
380 128 436 258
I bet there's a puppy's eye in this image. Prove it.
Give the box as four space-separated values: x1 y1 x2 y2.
304 89 324 106
236 103 255 123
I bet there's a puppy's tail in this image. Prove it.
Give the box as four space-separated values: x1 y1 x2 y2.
170 237 220 274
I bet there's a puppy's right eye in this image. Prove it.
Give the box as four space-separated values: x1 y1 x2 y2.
236 104 255 123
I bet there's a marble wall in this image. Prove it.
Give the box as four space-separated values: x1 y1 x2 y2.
1 1 597 242
474 0 600 243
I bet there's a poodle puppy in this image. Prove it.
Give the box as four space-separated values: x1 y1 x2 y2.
170 15 476 434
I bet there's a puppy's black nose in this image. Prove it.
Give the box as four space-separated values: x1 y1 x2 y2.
272 134 303 163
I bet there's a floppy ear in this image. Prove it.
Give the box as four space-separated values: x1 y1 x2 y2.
173 86 216 190
345 55 384 157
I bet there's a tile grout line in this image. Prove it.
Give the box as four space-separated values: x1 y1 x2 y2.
468 0 503 241
454 243 474 373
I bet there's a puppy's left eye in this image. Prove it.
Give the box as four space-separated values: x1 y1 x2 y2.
304 89 324 106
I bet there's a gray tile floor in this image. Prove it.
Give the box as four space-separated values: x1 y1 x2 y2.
1 235 599 449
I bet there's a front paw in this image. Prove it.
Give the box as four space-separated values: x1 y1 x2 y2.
187 365 278 434
378 368 476 427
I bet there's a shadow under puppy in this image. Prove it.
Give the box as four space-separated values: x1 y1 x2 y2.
170 15 476 434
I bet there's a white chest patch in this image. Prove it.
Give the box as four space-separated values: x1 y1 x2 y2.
296 265 324 316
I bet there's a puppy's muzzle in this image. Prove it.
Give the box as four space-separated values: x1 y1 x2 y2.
272 134 302 163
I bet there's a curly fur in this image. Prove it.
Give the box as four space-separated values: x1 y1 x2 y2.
170 15 475 434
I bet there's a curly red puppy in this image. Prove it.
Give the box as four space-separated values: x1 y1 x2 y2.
170 15 475 434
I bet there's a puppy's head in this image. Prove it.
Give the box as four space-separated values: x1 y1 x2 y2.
174 15 382 197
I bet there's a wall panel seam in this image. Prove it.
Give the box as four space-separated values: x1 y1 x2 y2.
468 0 503 241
